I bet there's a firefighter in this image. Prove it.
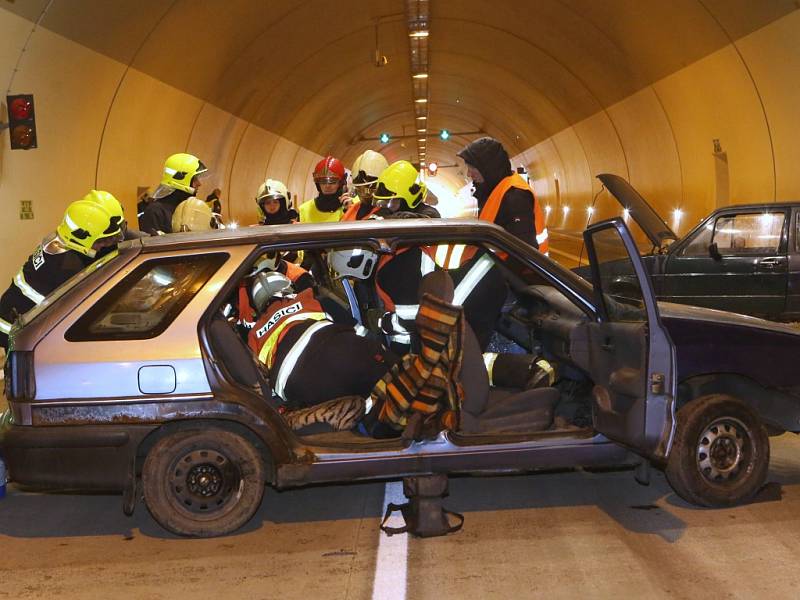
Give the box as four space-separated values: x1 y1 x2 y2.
256 179 298 226
298 156 348 223
140 153 209 235
171 197 216 233
247 272 396 409
457 136 548 252
361 161 440 351
342 150 389 221
0 191 125 351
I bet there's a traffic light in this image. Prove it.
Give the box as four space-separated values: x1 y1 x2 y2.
439 129 450 141
379 132 391 144
427 162 438 176
6 94 37 150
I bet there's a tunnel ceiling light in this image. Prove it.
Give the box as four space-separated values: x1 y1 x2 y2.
418 138 426 142
415 98 428 103
413 73 428 79
409 30 429 38
417 128 427 133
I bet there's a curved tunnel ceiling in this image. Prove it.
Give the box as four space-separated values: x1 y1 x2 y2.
5 0 796 169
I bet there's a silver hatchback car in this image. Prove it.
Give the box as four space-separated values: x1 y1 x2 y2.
4 218 800 537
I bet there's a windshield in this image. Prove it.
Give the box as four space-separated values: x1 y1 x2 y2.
20 247 129 326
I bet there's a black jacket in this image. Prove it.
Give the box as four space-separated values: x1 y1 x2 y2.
139 190 190 235
458 137 537 248
0 240 92 349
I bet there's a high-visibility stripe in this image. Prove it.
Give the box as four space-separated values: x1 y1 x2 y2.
257 312 329 368
452 254 494 305
482 352 499 385
394 304 419 320
273 320 332 400
0 317 12 334
420 252 436 275
389 332 412 345
537 227 549 245
355 324 369 337
14 269 45 305
434 243 468 269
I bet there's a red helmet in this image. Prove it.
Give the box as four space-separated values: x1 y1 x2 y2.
313 156 345 185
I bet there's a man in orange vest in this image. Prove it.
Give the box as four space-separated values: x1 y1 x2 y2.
457 137 548 253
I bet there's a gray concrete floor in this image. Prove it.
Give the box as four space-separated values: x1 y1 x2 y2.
1 432 800 599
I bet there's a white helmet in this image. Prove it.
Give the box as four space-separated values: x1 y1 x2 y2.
251 271 292 313
171 197 213 232
328 247 379 280
248 251 282 276
256 178 288 201
352 150 389 187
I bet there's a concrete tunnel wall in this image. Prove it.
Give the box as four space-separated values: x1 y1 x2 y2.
1 3 800 287
0 7 323 288
519 10 800 245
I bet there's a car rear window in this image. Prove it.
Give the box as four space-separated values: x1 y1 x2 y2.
66 253 228 341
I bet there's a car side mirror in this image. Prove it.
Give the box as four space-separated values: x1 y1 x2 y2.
709 242 722 261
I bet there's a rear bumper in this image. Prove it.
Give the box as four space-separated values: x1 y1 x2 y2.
0 423 156 491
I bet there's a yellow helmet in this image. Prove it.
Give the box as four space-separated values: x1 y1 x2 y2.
56 198 123 258
352 150 389 186
160 153 208 195
373 160 427 210
85 189 125 229
171 197 214 232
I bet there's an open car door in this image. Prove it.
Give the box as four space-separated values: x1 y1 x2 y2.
581 218 677 460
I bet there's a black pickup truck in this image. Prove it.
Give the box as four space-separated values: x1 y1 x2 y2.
578 174 800 322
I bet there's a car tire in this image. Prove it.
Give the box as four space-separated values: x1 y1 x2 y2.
142 428 266 537
665 394 769 507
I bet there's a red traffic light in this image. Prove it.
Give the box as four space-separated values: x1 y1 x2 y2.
6 94 37 150
9 97 32 120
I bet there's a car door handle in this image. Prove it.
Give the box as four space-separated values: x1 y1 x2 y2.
757 257 782 270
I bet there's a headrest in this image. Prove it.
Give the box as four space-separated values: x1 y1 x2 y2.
418 270 454 304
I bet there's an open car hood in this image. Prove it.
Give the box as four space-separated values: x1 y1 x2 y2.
597 174 678 249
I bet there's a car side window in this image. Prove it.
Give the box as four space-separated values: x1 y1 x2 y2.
712 212 784 255
679 222 714 257
680 212 785 256
66 253 228 341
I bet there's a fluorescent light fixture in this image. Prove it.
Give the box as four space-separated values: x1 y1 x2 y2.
562 206 570 215
416 116 427 120
412 73 428 79
544 205 552 215
622 208 630 220
409 31 429 38
586 206 594 216
418 138 425 142
415 98 428 103
417 128 426 133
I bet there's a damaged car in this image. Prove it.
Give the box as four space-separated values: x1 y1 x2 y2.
3 217 800 537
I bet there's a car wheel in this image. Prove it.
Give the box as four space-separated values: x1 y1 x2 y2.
665 394 769 507
142 429 266 537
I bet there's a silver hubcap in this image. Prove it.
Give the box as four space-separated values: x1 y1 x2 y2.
696 417 747 482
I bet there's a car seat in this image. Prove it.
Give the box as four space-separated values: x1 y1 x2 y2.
415 271 556 435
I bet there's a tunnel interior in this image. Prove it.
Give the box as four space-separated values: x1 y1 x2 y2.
1 0 800 281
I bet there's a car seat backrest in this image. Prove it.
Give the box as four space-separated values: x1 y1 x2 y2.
207 316 263 389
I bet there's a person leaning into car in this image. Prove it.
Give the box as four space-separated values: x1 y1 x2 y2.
0 191 125 352
247 272 397 410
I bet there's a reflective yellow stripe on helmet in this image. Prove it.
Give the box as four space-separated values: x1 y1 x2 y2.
0 317 12 334
13 269 45 305
257 312 329 369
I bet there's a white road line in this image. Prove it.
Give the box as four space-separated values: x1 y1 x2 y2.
371 481 408 600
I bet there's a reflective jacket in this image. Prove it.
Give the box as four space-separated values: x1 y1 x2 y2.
0 236 92 350
248 288 332 400
479 173 548 253
298 198 345 223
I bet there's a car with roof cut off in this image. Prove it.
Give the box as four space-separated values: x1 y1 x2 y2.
585 174 800 321
3 217 800 537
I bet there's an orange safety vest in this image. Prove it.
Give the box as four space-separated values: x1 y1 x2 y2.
248 288 329 369
434 174 548 270
478 173 548 254
342 203 381 222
